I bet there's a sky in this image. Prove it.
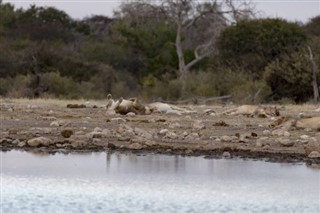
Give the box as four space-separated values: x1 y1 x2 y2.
3 0 320 23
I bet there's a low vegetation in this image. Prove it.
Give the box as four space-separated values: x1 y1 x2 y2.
0 0 319 103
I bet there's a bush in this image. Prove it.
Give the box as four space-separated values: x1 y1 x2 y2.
264 49 318 103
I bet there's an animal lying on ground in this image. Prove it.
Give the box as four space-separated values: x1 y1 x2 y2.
221 105 280 118
271 116 320 131
106 94 196 115
146 102 196 115
294 117 320 130
106 94 146 115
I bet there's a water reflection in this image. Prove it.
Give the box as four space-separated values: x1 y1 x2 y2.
1 150 320 213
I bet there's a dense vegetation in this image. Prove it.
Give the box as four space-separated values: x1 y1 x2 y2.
0 0 319 103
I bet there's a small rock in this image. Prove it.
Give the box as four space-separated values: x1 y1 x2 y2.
262 130 271 135
0 138 12 144
17 141 26 147
164 131 178 140
126 112 136 116
169 122 181 129
27 137 52 147
256 140 263 147
221 135 232 142
94 127 103 132
272 129 287 136
185 133 200 141
308 151 320 158
222 151 231 158
159 129 169 135
111 117 126 122
185 149 193 155
300 135 309 140
277 138 294 147
283 131 291 137
193 120 205 130
128 142 144 150
50 121 60 127
61 129 73 138
12 139 20 145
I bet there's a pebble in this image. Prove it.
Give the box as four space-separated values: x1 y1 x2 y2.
300 135 309 140
27 137 52 147
61 129 73 138
277 138 294 147
222 151 231 158
262 130 271 135
193 120 205 130
221 136 233 142
50 121 60 127
308 151 320 158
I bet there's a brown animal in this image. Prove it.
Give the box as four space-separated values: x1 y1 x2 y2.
106 94 146 115
293 117 320 130
222 105 280 118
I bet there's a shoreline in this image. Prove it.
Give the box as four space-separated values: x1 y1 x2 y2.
1 99 320 165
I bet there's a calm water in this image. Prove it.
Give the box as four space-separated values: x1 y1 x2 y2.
1 150 319 213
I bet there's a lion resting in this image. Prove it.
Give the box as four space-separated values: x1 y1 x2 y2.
222 105 280 118
106 94 146 115
293 117 320 130
146 102 196 115
272 116 320 131
106 94 196 115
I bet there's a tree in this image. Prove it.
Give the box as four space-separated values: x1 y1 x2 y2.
217 18 308 79
116 0 253 96
264 49 319 103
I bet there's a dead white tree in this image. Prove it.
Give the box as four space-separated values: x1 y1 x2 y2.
116 0 254 96
161 0 254 95
307 46 319 103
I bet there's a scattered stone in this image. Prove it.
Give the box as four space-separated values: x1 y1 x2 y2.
283 131 291 137
277 138 294 147
300 135 309 140
128 142 144 150
256 140 263 147
222 151 231 158
262 130 271 135
251 132 258 137
12 139 20 145
164 131 178 140
193 120 205 130
221 135 233 142
185 149 193 155
159 129 169 135
94 127 103 132
272 129 289 136
67 104 86 108
126 112 136 116
61 129 73 138
27 137 52 147
185 133 200 141
308 151 320 158
17 141 26 147
111 117 126 122
50 121 60 127
213 121 229 127
70 140 88 148
169 122 181 129
0 138 12 144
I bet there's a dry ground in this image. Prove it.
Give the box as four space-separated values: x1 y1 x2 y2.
1 98 320 164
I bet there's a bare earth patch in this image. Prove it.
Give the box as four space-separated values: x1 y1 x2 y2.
1 98 320 165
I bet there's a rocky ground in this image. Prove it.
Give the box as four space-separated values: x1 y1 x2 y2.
1 98 320 165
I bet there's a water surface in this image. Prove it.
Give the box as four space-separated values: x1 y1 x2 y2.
1 151 319 212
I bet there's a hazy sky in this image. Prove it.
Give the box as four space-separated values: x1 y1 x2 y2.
4 0 320 23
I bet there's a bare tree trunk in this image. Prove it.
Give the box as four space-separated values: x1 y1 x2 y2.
175 20 188 96
308 46 319 103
